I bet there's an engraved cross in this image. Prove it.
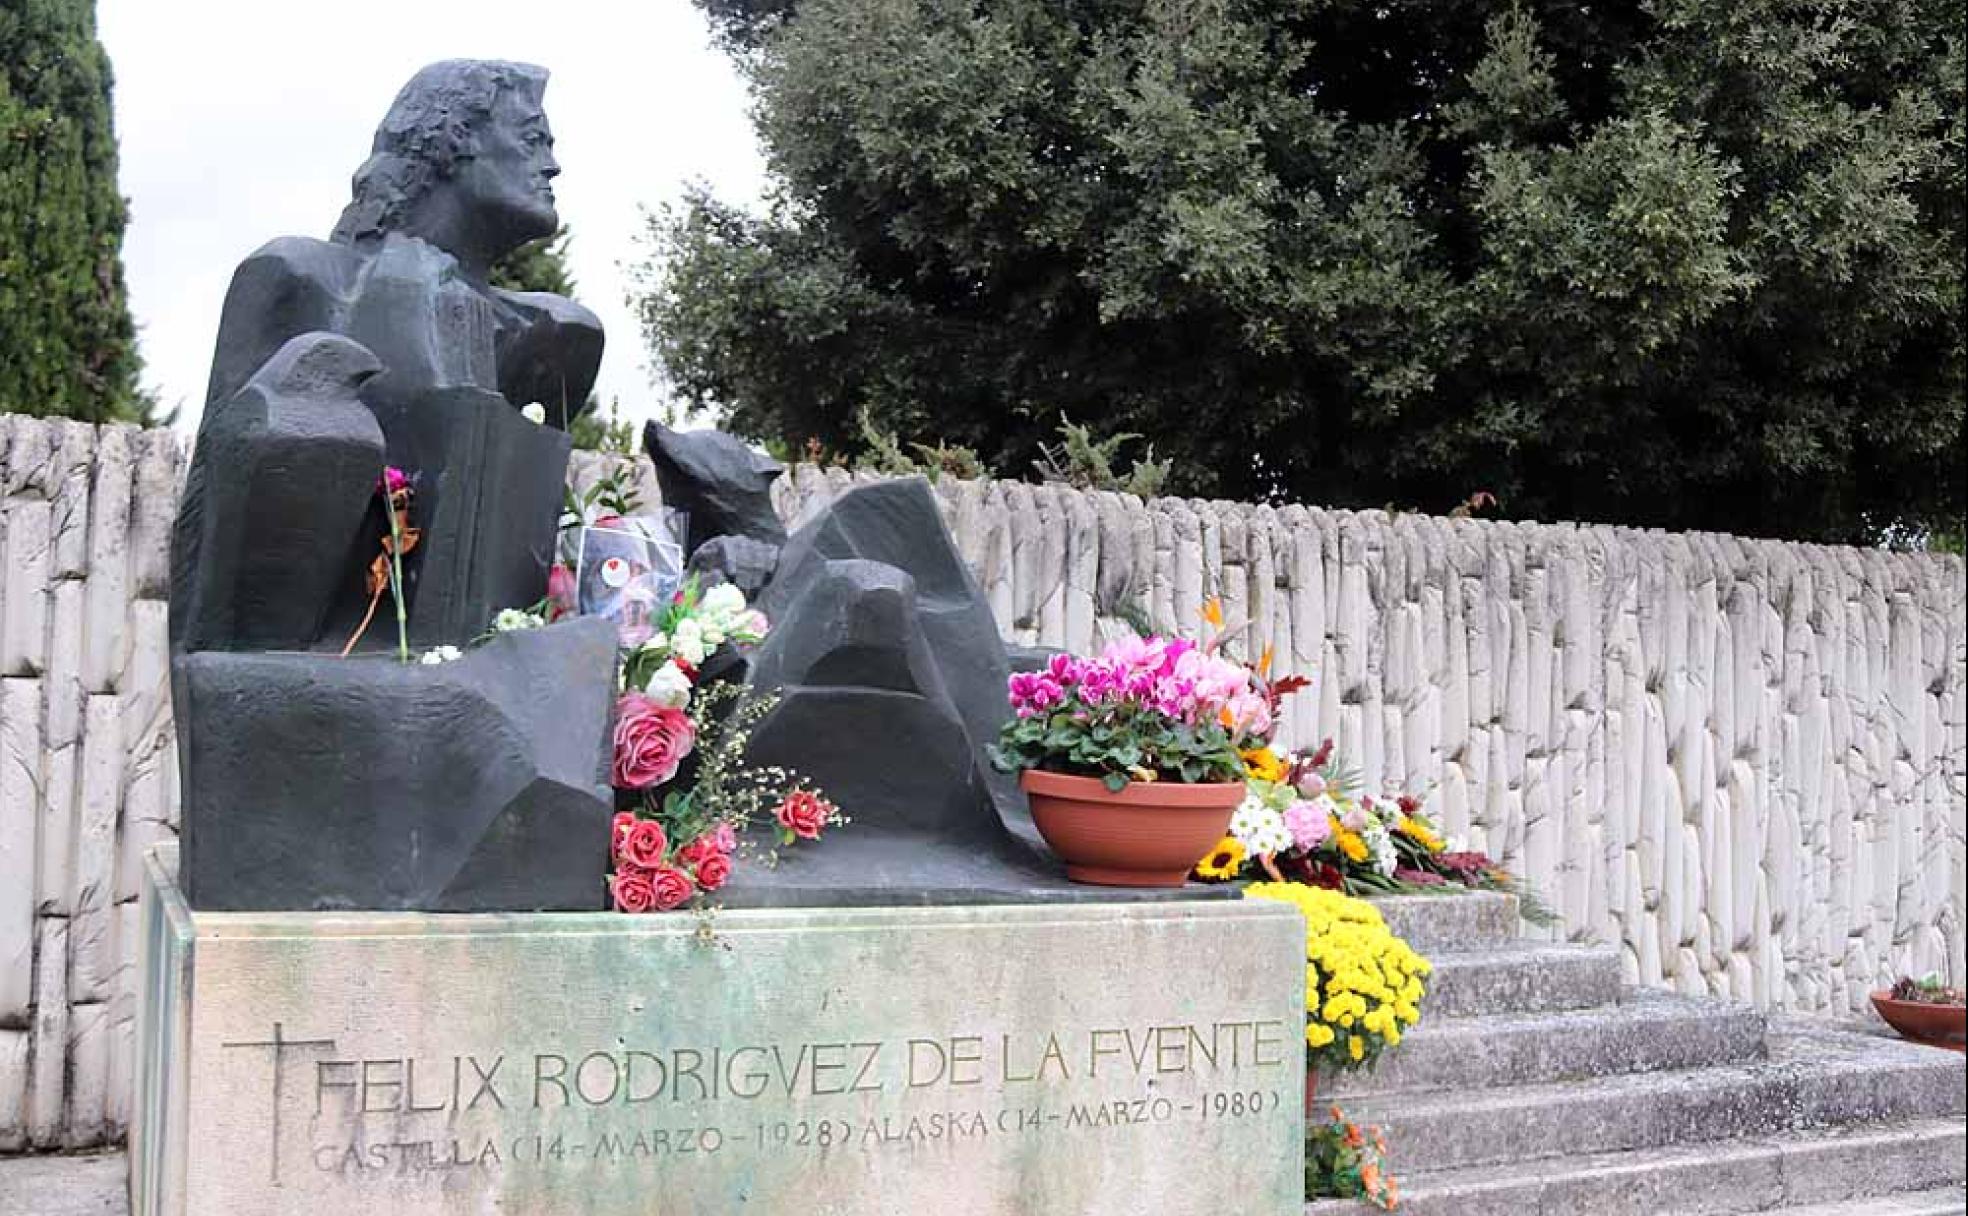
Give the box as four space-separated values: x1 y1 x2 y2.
222 1021 336 1185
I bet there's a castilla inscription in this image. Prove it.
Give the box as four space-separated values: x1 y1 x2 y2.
135 847 1305 1216
229 1019 1293 1186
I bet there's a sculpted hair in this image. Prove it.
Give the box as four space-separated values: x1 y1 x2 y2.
331 59 548 245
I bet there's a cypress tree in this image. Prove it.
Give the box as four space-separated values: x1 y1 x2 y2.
1 0 145 423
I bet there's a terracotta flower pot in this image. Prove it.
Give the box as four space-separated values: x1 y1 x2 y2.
1304 1065 1321 1118
1019 769 1243 887
1870 991 1967 1052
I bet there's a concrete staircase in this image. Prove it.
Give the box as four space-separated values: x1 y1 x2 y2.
1306 894 1967 1216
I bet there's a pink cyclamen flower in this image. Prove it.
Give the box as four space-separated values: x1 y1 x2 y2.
1008 671 1064 717
612 693 696 789
610 867 658 913
649 865 696 911
618 819 669 869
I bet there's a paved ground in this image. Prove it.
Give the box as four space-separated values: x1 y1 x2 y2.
0 1153 123 1216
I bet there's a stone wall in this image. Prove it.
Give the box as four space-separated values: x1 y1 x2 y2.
1 416 1962 1150
0 418 183 1153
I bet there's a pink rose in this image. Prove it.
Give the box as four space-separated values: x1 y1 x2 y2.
709 822 738 853
619 819 668 869
610 867 657 913
692 851 733 892
610 812 636 857
612 693 696 789
649 865 695 911
547 563 577 620
775 789 834 841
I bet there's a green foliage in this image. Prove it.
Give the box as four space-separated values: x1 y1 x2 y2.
1306 1110 1397 1210
1 0 147 423
1033 416 1169 499
646 0 1966 542
854 407 985 481
492 225 623 446
490 224 579 298
992 691 1243 790
570 398 637 455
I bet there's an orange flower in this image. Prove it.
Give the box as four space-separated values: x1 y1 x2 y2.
1361 1162 1383 1195
1344 1123 1365 1149
1202 597 1224 628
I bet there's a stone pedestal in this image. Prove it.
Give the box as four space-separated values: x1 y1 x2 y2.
133 844 1306 1215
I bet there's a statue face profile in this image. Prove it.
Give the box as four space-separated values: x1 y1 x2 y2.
332 60 560 266
451 85 561 255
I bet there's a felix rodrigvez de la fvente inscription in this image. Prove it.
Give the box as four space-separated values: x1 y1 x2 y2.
222 1015 1295 1184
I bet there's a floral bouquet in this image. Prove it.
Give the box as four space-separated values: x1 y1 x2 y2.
1195 738 1557 922
990 601 1309 886
992 600 1297 790
538 468 842 911
602 578 843 912
1244 882 1430 1071
1307 1106 1400 1210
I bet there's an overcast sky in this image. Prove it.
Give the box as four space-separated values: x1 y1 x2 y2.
97 0 768 433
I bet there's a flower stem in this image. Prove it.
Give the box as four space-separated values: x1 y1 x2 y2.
386 499 409 663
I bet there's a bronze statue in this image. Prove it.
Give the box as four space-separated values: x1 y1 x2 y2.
168 61 617 912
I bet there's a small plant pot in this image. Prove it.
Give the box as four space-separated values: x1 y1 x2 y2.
1019 770 1243 887
1870 991 1967 1052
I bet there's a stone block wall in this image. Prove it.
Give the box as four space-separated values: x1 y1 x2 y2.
776 464 1967 1017
0 418 183 1152
0 417 1961 1150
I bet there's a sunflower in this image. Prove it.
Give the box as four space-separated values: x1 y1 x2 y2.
1334 827 1370 864
1241 746 1288 783
1395 815 1444 853
1193 836 1248 881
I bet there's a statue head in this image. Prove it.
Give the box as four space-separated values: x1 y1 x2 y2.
332 60 559 264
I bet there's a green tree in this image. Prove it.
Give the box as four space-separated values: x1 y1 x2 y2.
644 0 1965 542
1 0 146 423
490 223 579 298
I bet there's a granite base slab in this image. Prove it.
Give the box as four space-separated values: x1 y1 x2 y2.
132 844 1304 1215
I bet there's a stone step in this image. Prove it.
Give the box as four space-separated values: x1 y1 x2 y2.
1423 941 1623 1017
1303 1116 1966 1216
1329 1024 1965 1171
1365 891 1518 953
1746 1185 1968 1216
1326 988 1768 1097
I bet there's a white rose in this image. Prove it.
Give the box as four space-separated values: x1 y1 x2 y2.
701 583 746 619
645 661 692 709
671 618 707 665
520 403 546 425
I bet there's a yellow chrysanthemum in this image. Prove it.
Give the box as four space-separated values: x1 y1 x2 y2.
1241 747 1288 783
1193 836 1248 881
1244 881 1434 1075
